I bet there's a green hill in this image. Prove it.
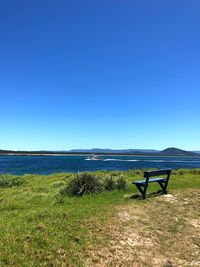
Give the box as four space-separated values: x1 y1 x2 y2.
159 147 198 156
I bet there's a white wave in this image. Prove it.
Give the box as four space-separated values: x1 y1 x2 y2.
85 159 102 161
103 159 139 162
145 160 166 162
85 158 200 164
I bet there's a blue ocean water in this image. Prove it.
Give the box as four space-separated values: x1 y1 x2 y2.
0 155 200 175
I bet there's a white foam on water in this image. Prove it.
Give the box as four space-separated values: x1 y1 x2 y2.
145 160 165 162
85 158 200 164
103 159 139 162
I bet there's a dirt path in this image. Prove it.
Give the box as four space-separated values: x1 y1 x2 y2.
86 190 200 267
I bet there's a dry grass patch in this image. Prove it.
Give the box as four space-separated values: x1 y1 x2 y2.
86 190 200 267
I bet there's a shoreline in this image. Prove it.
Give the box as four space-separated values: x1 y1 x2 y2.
1 167 200 177
0 153 199 157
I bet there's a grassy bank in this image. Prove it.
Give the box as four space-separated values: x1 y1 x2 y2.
0 169 200 266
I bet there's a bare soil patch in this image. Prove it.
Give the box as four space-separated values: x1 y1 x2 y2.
86 190 200 267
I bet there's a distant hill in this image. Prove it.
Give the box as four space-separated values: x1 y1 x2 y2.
159 147 198 156
69 148 199 156
69 148 159 154
0 147 199 156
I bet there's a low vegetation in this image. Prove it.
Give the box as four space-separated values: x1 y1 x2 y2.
0 169 199 266
0 176 23 188
60 172 128 196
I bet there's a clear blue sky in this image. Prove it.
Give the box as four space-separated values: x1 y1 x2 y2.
1 0 200 151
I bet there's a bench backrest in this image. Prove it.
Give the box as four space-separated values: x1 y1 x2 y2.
144 169 172 178
143 169 172 186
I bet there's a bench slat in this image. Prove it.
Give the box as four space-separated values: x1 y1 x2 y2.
132 177 166 184
144 169 171 177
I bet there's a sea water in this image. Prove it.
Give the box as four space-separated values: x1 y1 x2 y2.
0 155 200 175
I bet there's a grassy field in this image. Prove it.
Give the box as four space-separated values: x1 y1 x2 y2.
0 169 200 267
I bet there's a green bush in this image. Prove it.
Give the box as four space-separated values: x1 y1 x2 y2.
103 175 116 191
60 172 128 197
104 174 127 191
116 175 127 190
60 173 103 196
0 177 23 188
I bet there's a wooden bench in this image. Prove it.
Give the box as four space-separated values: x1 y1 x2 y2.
132 169 172 199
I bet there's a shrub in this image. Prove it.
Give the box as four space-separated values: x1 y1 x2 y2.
60 173 128 197
60 173 103 196
103 175 117 191
0 177 23 188
116 175 127 190
104 174 128 191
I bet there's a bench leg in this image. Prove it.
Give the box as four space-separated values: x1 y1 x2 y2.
158 181 168 194
142 184 148 199
135 184 148 199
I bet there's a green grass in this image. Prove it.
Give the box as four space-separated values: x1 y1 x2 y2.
0 169 199 266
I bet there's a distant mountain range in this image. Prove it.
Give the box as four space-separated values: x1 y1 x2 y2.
69 147 199 156
0 147 199 156
69 148 159 154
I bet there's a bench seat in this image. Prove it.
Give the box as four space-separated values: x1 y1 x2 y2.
132 177 166 184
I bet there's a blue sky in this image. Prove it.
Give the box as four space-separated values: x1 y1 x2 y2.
1 0 200 151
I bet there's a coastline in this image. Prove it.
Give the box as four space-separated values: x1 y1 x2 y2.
0 152 199 157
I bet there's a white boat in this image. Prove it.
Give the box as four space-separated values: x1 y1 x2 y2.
85 154 103 161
